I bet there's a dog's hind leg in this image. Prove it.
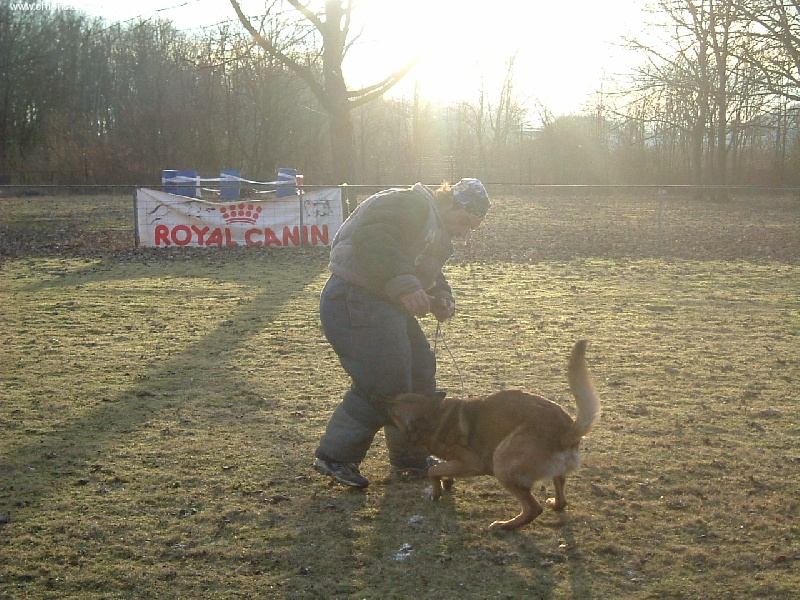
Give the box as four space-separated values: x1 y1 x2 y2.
427 457 485 500
546 475 568 511
489 483 544 531
490 431 555 530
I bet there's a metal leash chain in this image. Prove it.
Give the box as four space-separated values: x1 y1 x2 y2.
433 321 467 399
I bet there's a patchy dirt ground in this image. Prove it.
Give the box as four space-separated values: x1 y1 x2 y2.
1 188 798 263
1 191 798 599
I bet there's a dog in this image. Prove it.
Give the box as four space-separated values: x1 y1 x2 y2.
384 340 600 531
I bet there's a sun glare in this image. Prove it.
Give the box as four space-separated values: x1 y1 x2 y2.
74 0 645 117
347 0 646 116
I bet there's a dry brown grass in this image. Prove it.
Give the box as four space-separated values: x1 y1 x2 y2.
1 191 798 598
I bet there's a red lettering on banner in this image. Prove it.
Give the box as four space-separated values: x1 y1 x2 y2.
206 228 223 246
191 225 210 245
264 228 282 247
282 226 302 246
155 225 170 246
311 225 329 246
245 228 262 246
281 225 330 246
150 224 329 247
171 225 192 246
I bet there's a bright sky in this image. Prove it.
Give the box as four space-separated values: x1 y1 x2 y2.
60 0 650 119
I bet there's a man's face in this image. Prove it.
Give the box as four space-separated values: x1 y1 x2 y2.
442 207 483 238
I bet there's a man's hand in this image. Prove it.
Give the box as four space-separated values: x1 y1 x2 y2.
399 289 432 318
430 296 455 322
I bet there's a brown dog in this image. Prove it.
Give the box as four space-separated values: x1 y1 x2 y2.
385 340 600 531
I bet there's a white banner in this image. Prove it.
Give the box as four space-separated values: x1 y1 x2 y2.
135 187 343 248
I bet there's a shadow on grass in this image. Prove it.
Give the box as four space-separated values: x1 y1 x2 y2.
3 246 326 452
274 465 598 598
14 244 577 598
1 248 335 590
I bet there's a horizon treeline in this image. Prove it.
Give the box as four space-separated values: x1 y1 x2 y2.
1 2 798 190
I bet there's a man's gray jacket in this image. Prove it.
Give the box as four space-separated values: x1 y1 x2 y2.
328 183 455 305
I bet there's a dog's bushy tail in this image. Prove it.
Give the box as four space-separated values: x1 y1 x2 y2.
563 340 601 446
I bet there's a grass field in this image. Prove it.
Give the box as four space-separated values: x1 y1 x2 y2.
1 191 798 598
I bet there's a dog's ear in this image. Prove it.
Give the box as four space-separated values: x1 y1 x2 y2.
381 396 401 421
389 405 423 438
402 414 422 435
382 395 414 427
429 391 447 412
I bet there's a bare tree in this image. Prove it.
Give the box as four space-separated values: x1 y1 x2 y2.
733 0 800 102
705 0 736 198
457 55 528 173
229 0 416 184
627 0 761 196
626 6 710 188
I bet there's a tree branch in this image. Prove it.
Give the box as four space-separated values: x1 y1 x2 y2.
286 0 323 31
347 58 418 108
228 0 329 107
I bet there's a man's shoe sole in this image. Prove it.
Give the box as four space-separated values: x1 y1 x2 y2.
313 459 369 488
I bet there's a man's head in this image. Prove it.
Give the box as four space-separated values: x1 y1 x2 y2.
438 178 490 238
452 178 490 218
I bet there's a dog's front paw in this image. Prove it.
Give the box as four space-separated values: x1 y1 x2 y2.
545 497 567 512
428 478 444 500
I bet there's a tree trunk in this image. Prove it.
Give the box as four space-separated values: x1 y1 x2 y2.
320 1 354 184
231 0 414 187
711 0 733 201
329 105 355 185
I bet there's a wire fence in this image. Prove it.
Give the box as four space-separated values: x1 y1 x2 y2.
1 184 798 263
